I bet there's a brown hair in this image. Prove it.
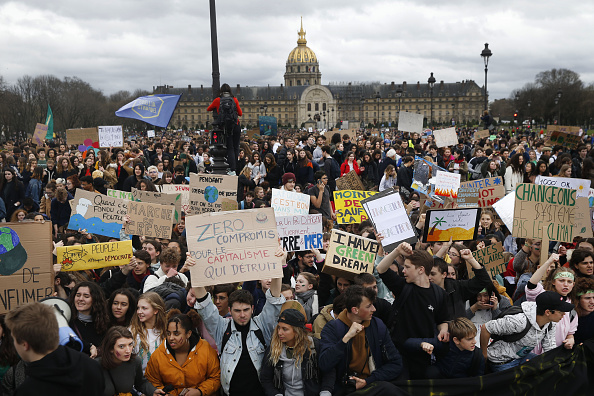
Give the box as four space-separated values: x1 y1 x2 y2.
100 326 135 370
5 303 59 355
449 317 477 340
160 247 181 266
407 249 434 276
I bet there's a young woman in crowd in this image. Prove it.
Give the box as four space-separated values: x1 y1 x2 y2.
10 209 27 222
448 149 468 179
136 179 158 192
264 153 282 187
295 149 314 187
69 281 111 358
536 160 551 177
158 171 174 185
477 210 505 242
340 151 360 176
110 150 133 190
248 151 266 184
568 249 594 280
504 153 525 194
25 166 43 204
123 163 147 192
379 164 397 192
2 168 25 220
573 277 594 344
147 165 161 184
145 310 221 396
359 151 379 188
442 147 453 168
66 174 81 196
448 243 472 280
465 282 511 347
295 272 318 321
524 162 537 183
57 156 75 179
108 288 138 327
332 142 345 165
99 326 165 396
557 164 572 178
481 159 504 179
79 155 96 178
129 292 168 372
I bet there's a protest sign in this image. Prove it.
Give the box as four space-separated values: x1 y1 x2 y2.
335 170 365 191
147 130 155 138
276 214 323 252
433 127 458 148
434 170 461 198
362 188 418 253
333 190 377 224
57 240 133 271
512 183 592 243
125 201 174 238
545 125 583 148
322 230 379 280
474 129 491 139
411 156 447 202
33 123 48 146
132 188 182 223
271 189 310 216
341 129 358 141
68 190 127 237
189 174 238 214
98 125 123 148
186 208 282 287
66 127 99 146
107 189 134 200
467 242 506 280
534 176 590 198
423 208 481 242
0 222 53 315
398 111 424 133
459 177 506 207
456 186 480 207
246 129 261 140
161 184 192 215
492 191 515 231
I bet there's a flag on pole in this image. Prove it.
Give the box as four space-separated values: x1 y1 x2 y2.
115 94 181 128
45 105 54 139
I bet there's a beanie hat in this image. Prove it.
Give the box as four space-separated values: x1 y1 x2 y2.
282 172 296 185
386 149 396 159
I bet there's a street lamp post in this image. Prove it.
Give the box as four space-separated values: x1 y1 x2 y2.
396 87 403 122
375 92 381 128
480 43 492 112
527 100 531 128
331 108 334 129
428 72 436 127
360 97 365 127
260 103 268 116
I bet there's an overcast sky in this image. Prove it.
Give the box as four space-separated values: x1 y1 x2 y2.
1 0 592 101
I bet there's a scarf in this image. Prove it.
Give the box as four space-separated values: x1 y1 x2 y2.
132 270 150 284
78 312 93 323
454 157 465 164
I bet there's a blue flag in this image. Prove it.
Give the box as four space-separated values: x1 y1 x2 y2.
115 94 181 128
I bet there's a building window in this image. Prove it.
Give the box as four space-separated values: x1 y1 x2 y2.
323 103 326 111
315 103 319 111
297 66 300 72
308 103 311 111
297 80 301 85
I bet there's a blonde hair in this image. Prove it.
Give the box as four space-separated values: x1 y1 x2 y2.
269 324 313 367
129 292 167 353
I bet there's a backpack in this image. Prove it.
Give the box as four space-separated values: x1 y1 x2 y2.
490 306 553 344
218 96 238 133
220 320 267 357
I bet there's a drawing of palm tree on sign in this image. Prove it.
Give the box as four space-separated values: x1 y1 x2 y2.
429 216 446 235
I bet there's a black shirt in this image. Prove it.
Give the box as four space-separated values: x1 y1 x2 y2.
229 322 263 396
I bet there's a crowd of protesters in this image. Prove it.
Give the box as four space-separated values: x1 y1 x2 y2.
1 117 594 396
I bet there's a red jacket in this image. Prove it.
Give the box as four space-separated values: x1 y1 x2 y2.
340 159 361 176
206 96 242 124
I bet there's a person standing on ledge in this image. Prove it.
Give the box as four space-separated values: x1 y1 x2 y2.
207 83 242 176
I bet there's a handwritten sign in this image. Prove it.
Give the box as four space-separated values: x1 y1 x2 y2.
132 188 182 223
0 222 53 315
189 174 238 214
362 188 418 253
474 129 490 139
107 189 134 200
68 190 127 237
335 170 365 191
161 184 192 215
33 123 48 146
398 111 424 134
433 127 458 148
186 208 283 287
125 201 174 238
534 176 590 198
545 125 583 148
276 214 323 252
457 177 505 208
57 240 133 271
512 183 591 243
98 125 123 148
411 156 447 202
147 130 155 138
271 189 310 216
322 230 379 280
422 208 481 242
333 190 377 224
467 242 506 279
435 171 461 198
66 127 99 146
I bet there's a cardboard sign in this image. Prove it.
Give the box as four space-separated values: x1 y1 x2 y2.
107 189 134 200
545 125 583 148
341 128 358 141
186 208 283 287
335 170 365 191
0 222 53 315
276 214 323 252
125 201 174 238
271 189 310 216
361 188 418 253
433 127 458 148
333 190 377 224
189 174 238 214
322 230 379 280
458 177 505 208
246 129 261 140
132 188 182 223
66 127 99 146
512 183 592 243
492 192 515 232
398 111 424 133
98 125 123 148
423 208 481 242
411 156 447 202
147 130 155 138
435 170 461 198
33 123 48 146
161 184 192 215
68 190 127 237
467 242 506 280
57 240 133 271
474 129 491 139
534 176 591 198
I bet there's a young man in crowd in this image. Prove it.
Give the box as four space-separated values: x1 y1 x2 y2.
353 272 394 329
212 283 236 317
143 246 188 292
308 171 335 221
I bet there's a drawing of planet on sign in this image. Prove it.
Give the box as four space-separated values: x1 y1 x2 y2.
0 227 28 276
204 186 219 203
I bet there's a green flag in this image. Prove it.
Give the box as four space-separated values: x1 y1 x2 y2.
45 104 54 139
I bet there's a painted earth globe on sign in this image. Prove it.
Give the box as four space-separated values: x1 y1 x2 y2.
0 227 28 276
204 186 219 203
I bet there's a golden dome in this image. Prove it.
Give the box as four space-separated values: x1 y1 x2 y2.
287 18 318 64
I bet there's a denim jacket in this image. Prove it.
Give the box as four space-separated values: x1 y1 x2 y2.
194 289 285 394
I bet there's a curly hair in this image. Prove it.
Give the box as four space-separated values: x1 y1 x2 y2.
165 309 203 339
574 277 594 317
69 281 110 335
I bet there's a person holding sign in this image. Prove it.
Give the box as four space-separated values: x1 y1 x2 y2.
188 250 287 396
308 171 335 221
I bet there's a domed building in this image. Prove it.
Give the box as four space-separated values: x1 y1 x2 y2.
158 20 485 130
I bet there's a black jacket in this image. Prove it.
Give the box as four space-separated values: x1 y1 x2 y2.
15 345 104 396
260 337 334 396
444 267 491 319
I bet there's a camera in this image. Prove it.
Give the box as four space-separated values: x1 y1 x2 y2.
343 372 358 392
